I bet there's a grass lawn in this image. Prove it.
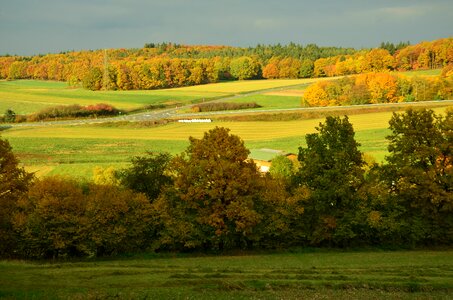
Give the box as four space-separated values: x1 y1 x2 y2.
0 249 452 299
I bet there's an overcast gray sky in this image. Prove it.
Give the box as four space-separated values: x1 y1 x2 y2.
0 0 452 55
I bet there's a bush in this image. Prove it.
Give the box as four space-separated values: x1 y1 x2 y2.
27 103 121 121
191 102 261 112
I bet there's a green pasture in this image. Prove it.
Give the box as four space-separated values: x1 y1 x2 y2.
3 105 451 178
0 73 440 116
0 80 226 115
0 78 321 115
2 108 431 178
1 249 452 299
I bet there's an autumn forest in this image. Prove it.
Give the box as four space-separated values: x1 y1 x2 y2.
1 38 451 91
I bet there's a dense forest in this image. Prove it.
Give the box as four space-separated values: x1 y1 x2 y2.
1 108 452 259
0 38 451 91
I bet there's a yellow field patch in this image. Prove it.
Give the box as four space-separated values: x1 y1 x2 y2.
4 105 450 144
264 89 305 97
23 165 56 177
2 109 424 142
171 78 321 94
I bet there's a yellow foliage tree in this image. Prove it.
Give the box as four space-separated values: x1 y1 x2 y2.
302 82 330 106
367 73 398 103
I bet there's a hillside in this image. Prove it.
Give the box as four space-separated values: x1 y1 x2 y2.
0 38 451 92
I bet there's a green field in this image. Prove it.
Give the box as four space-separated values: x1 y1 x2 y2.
0 78 320 115
0 72 442 116
1 249 452 299
1 78 451 178
3 106 451 178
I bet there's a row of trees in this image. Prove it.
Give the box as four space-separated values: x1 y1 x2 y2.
303 70 453 107
1 108 452 258
311 38 452 77
0 38 451 90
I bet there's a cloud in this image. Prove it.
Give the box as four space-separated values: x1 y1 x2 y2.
0 0 452 55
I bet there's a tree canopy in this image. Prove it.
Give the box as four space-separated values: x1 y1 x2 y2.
155 127 263 250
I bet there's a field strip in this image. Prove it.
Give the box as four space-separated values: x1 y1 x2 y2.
4 100 452 129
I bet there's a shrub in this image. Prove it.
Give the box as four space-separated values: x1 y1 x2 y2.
28 103 121 121
191 102 261 112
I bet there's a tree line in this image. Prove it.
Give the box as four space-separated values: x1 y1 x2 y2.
1 108 451 259
0 38 451 90
303 68 453 107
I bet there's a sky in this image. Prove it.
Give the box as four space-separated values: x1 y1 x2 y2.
0 0 452 56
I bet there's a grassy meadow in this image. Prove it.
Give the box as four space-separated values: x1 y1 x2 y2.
3 105 451 178
1 76 451 178
0 78 320 115
1 249 452 299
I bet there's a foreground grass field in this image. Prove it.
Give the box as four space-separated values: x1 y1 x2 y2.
1 249 452 299
2 104 451 178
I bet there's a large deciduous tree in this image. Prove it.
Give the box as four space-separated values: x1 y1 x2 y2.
382 109 453 244
155 127 262 250
295 116 366 246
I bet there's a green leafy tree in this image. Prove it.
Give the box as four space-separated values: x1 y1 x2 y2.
155 127 262 250
295 116 366 246
269 155 295 180
382 109 453 244
255 176 307 248
0 137 33 257
299 59 314 78
117 152 172 202
229 56 261 80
